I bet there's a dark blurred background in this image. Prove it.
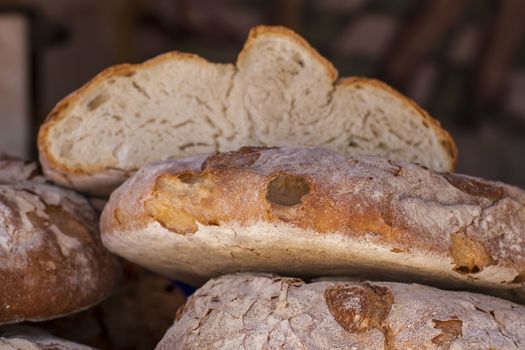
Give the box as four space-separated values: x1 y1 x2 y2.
1 0 524 186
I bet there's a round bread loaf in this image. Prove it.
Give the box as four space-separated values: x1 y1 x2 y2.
157 273 525 350
0 325 95 350
101 147 525 302
0 161 120 324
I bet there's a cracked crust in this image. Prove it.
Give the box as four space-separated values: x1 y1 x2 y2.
101 147 525 301
38 25 456 196
0 160 120 325
156 273 525 350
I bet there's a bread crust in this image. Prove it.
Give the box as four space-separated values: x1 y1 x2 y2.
101 147 525 301
39 26 457 195
156 273 525 350
0 326 96 350
0 153 40 183
0 162 120 324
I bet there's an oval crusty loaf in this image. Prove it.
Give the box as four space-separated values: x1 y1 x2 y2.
38 25 456 196
101 147 525 302
0 161 120 325
157 273 525 350
0 326 95 350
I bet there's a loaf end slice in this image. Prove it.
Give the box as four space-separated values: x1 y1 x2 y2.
39 26 456 196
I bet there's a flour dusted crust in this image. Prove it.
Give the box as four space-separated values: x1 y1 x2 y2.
38 26 456 196
101 147 525 302
156 273 525 350
0 326 95 350
0 164 120 324
0 153 41 184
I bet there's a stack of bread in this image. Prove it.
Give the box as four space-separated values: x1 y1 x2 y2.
2 25 525 349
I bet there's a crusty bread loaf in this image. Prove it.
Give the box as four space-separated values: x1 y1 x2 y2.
0 326 95 350
0 153 40 183
157 273 525 350
0 161 120 325
39 264 186 350
38 25 456 196
101 147 525 302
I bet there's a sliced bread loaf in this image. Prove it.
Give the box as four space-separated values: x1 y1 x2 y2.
100 147 525 302
38 26 456 196
157 273 525 350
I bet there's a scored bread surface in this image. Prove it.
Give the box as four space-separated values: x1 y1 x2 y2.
157 273 525 350
0 159 120 325
38 25 456 196
101 147 525 302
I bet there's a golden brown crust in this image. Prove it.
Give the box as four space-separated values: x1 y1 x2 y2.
0 172 120 324
101 147 525 297
108 147 516 262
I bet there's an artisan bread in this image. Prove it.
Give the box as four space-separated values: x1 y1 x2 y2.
40 264 187 350
38 25 456 196
157 273 525 350
0 161 120 324
101 147 525 302
0 326 95 350
0 153 40 183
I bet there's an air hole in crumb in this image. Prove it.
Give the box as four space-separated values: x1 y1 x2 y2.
455 265 480 274
178 173 206 184
207 219 219 226
266 174 310 206
112 115 123 121
512 271 525 283
87 93 109 111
